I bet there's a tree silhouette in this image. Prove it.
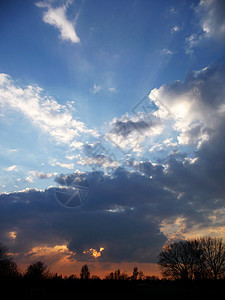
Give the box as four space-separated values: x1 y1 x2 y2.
198 237 225 280
0 242 19 278
80 264 90 280
158 240 201 280
24 261 49 280
158 237 225 280
132 267 138 280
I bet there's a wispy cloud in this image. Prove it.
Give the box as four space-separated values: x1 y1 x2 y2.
36 1 80 43
108 87 117 93
5 165 17 172
160 48 174 55
197 0 225 39
171 26 180 33
93 84 102 94
51 160 74 170
0 73 98 147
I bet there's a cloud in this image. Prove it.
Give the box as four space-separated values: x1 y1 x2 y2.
0 171 168 264
184 34 203 54
171 26 180 33
1 107 225 266
36 1 80 43
28 171 58 180
79 143 120 169
185 0 225 53
108 87 117 93
160 48 174 55
105 113 163 154
51 161 74 170
149 63 225 148
93 84 102 94
5 165 17 172
0 73 98 146
197 0 225 38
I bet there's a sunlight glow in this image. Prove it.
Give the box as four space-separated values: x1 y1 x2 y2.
83 247 104 258
8 231 17 240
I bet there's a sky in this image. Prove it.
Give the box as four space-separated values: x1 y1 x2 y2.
0 0 225 278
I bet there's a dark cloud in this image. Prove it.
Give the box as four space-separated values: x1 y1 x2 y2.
110 119 153 137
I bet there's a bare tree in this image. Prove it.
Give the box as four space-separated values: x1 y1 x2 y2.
158 240 197 280
0 242 19 278
80 264 90 280
158 237 225 280
198 237 225 280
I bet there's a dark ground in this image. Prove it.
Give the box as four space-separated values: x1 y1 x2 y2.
2 278 225 299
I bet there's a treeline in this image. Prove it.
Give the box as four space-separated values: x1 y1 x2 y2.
1 236 225 282
0 242 154 281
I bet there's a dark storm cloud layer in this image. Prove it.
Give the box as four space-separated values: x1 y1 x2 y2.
0 175 167 263
1 63 225 264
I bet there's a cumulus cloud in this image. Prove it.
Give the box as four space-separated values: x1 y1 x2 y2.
0 170 168 264
2 124 225 266
36 1 80 43
105 113 163 154
1 110 225 266
78 143 120 169
0 73 98 146
149 63 225 148
28 171 58 180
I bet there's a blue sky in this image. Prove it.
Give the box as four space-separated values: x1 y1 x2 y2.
0 0 225 277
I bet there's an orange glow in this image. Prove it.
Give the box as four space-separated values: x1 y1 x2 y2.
83 247 105 258
8 231 17 240
27 244 76 263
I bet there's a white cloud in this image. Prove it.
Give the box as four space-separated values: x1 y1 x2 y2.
171 26 180 33
51 161 74 170
78 155 120 169
184 34 202 54
169 8 177 14
5 165 17 172
160 48 173 55
0 73 98 146
105 113 163 154
70 140 84 150
36 2 80 43
108 87 117 93
149 64 225 148
93 84 102 94
28 171 58 180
